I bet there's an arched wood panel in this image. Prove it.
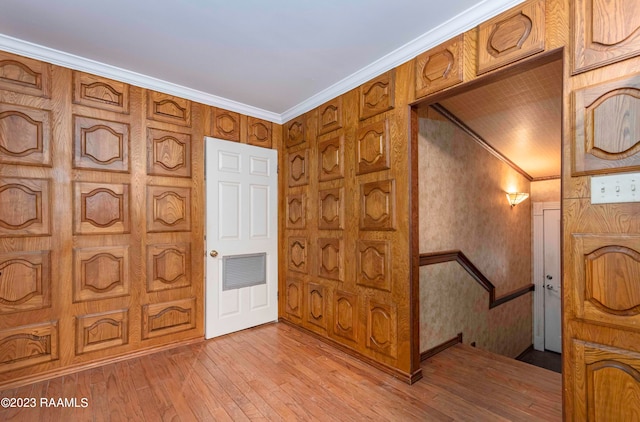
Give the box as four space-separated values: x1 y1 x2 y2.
0 178 51 237
146 243 191 292
211 108 241 142
317 98 342 135
286 193 306 229
73 72 129 114
147 91 191 127
146 128 191 178
76 309 129 355
247 117 272 148
573 72 640 175
356 119 390 175
0 321 58 373
287 149 309 187
360 70 395 121
572 340 640 421
360 179 396 231
0 250 50 314
333 290 357 342
415 34 465 98
141 297 196 339
572 0 640 74
73 246 130 302
73 115 129 172
477 0 545 74
0 104 51 167
73 182 130 235
0 51 51 98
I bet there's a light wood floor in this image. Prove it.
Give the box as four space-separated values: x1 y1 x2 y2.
0 323 561 421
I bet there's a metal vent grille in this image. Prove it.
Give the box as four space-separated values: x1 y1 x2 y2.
222 253 266 291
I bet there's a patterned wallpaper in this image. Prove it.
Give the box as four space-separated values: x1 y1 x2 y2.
531 179 561 203
418 108 532 357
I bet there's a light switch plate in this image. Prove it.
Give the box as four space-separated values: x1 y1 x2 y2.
591 172 640 204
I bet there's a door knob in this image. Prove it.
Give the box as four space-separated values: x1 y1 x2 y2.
546 284 554 290
210 250 218 257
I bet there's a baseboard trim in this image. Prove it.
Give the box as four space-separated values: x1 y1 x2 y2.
420 332 463 361
279 319 422 385
0 336 204 391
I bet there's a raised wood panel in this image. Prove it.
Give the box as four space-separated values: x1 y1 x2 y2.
0 51 51 98
286 193 306 229
0 177 50 237
211 108 240 142
146 186 191 232
0 103 52 167
73 246 130 302
587 246 640 313
333 290 357 342
73 182 130 235
356 119 390 175
0 250 50 314
573 0 640 74
307 282 327 330
288 237 308 274
317 97 342 135
318 188 343 230
477 0 546 74
285 117 305 148
146 128 191 178
318 135 344 181
357 240 391 292
285 278 302 319
360 70 395 120
141 297 196 339
366 300 397 358
572 340 640 421
573 72 640 174
573 234 640 331
147 243 191 292
147 91 191 127
287 149 309 187
415 34 465 98
76 309 129 355
247 117 272 148
360 179 396 231
73 72 129 113
0 51 206 388
0 321 58 373
318 238 343 281
73 115 129 172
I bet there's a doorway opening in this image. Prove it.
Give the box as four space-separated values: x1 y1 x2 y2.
411 50 563 369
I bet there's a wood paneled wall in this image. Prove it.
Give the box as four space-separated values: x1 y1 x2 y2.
2 1 638 414
0 50 279 389
280 69 417 380
280 0 640 412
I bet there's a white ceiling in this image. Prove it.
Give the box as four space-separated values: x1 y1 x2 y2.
0 0 524 123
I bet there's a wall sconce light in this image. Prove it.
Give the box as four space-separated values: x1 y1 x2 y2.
506 192 529 208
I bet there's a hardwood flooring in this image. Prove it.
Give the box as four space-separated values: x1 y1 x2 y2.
0 323 561 421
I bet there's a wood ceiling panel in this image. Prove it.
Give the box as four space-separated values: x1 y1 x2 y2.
439 59 562 179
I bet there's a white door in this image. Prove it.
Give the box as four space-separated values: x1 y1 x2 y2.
205 137 278 338
543 208 561 353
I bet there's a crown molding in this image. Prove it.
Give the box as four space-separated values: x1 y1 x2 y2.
280 0 525 123
0 33 281 123
1 0 523 126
